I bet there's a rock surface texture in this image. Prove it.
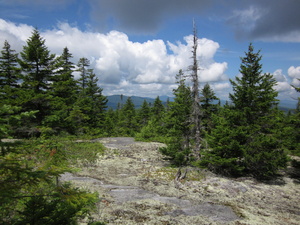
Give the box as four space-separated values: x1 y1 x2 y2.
60 137 300 224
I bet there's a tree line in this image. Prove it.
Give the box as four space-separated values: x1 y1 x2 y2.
1 27 300 223
1 28 299 174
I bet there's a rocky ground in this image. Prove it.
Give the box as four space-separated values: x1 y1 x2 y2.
60 137 300 225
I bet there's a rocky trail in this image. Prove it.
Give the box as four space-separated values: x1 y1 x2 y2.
60 137 300 225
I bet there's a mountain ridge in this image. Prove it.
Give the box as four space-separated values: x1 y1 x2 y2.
106 94 297 111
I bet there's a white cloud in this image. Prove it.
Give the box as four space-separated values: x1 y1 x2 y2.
288 66 300 87
0 18 32 51
0 19 228 97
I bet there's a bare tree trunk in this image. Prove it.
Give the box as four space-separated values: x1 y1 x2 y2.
190 21 201 160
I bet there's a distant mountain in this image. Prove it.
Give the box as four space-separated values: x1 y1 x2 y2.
106 95 298 112
106 95 165 109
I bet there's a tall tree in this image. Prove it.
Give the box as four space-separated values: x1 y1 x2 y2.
189 22 202 160
151 96 165 121
137 100 151 127
0 40 20 89
77 57 90 90
201 43 287 179
230 43 279 125
68 59 107 133
19 29 55 127
118 97 137 136
20 29 55 94
200 83 219 134
0 41 21 106
46 47 77 132
85 69 108 128
160 69 193 165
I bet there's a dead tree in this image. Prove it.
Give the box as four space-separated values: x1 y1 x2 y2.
188 21 202 160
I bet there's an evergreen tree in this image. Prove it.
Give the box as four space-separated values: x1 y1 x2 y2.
85 69 108 128
160 70 193 165
0 41 19 86
68 58 107 133
151 96 165 121
118 97 137 136
46 47 77 133
284 79 300 156
51 47 77 101
229 43 279 126
20 29 55 94
137 100 151 127
18 29 55 128
200 83 219 134
201 43 287 179
77 57 90 90
0 40 21 105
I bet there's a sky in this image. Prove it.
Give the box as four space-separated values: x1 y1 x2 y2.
0 0 300 107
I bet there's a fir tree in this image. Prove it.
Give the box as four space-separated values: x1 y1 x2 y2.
20 29 55 93
138 100 151 127
77 57 90 90
151 96 165 121
85 69 107 128
0 40 20 88
0 41 21 106
46 47 78 133
201 43 287 179
200 83 219 134
160 70 193 165
118 97 137 136
18 29 55 127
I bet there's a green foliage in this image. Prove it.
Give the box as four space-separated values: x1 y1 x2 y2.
200 43 288 179
158 70 193 165
0 40 21 106
200 83 220 134
117 97 138 136
0 137 103 224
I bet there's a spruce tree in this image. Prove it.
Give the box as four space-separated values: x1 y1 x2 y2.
68 58 107 133
19 29 55 127
46 47 78 133
151 96 165 121
77 57 90 90
0 40 20 90
200 83 219 134
85 69 107 128
0 41 21 108
160 70 193 165
118 97 137 136
138 100 151 127
201 43 287 179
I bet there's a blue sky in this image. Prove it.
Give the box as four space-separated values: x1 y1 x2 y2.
0 0 300 107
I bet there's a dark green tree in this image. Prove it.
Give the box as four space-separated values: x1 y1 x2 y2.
67 58 107 133
201 43 287 179
137 100 151 127
283 80 300 156
84 69 108 129
160 70 193 165
18 29 56 128
151 96 165 121
45 47 78 133
77 57 90 90
200 83 219 134
118 97 137 136
0 40 21 105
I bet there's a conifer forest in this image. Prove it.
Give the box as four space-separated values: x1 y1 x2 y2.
1 29 299 224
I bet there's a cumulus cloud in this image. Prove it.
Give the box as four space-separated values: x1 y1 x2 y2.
0 19 228 97
288 66 300 87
